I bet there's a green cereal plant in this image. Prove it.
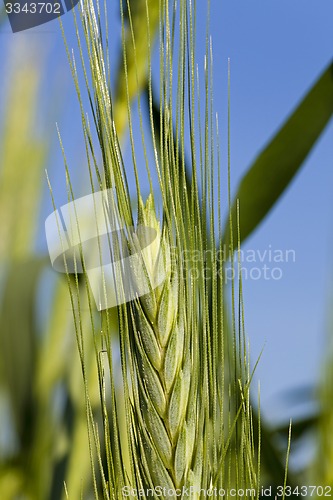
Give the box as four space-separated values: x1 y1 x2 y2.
57 0 333 496
55 0 264 497
0 1 332 498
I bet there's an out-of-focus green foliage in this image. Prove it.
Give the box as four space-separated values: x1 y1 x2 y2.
0 41 97 500
0 42 48 498
0 53 48 257
0 48 48 445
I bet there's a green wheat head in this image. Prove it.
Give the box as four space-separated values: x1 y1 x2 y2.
57 0 261 497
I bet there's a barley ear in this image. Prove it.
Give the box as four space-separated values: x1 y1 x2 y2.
130 196 200 493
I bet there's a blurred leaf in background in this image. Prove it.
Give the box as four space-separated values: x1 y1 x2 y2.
0 36 108 498
224 61 333 248
0 39 47 498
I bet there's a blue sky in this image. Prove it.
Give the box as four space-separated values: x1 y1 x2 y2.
1 0 333 428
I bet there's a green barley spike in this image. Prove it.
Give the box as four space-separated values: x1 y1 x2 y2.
128 196 201 494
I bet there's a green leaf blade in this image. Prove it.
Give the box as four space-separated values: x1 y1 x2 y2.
224 61 333 246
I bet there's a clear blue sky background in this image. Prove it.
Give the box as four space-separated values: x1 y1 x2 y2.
1 1 333 432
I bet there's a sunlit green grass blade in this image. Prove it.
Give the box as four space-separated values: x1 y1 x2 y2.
0 44 49 459
224 61 333 247
0 49 49 259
